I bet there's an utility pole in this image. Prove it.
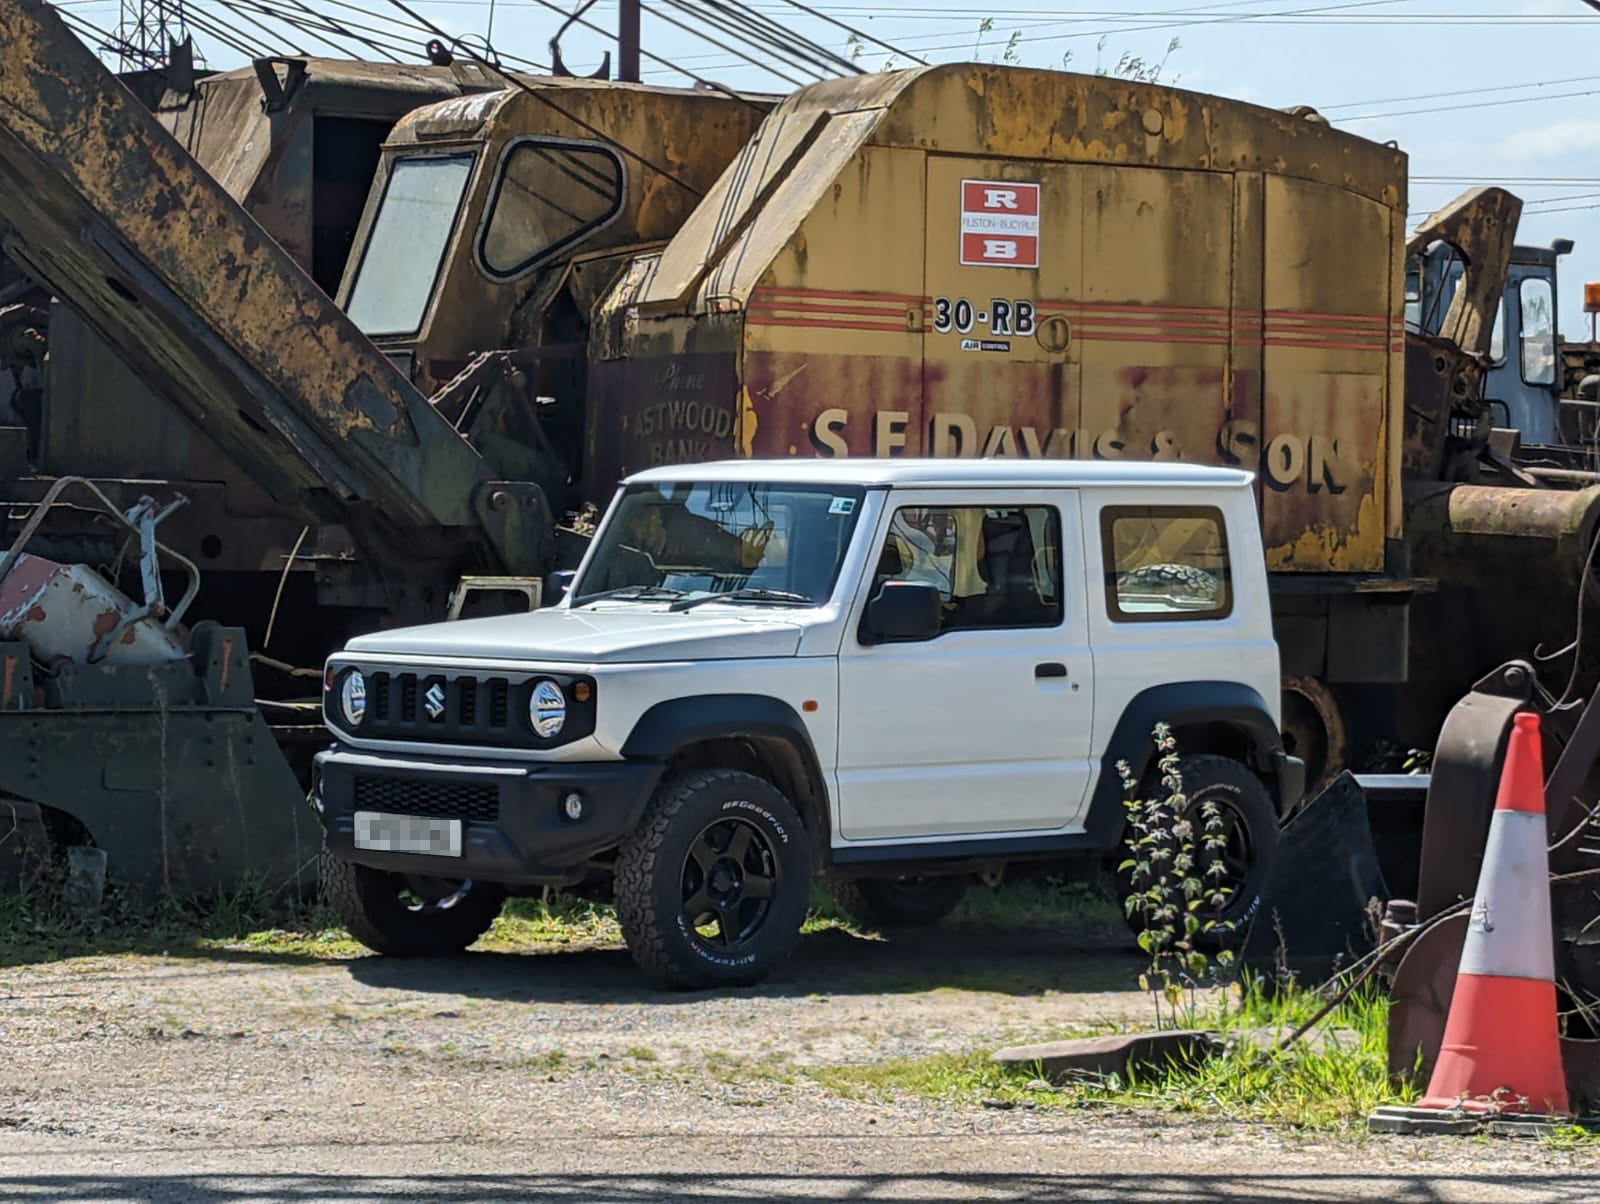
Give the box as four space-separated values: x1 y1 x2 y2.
618 0 640 82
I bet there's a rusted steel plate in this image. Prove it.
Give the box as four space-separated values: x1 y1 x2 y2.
597 63 1408 572
1415 661 1532 923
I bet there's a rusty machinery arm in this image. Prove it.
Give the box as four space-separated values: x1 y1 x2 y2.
0 0 550 614
1402 187 1523 480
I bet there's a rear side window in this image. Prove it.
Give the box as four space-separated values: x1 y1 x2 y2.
1101 506 1232 622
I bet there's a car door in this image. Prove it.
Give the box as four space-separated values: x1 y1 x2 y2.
833 489 1095 842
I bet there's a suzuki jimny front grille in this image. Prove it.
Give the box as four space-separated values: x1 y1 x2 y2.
364 671 514 745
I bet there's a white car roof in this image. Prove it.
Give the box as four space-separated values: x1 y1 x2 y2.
621 458 1254 490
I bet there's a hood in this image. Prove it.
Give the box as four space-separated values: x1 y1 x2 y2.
340 606 808 664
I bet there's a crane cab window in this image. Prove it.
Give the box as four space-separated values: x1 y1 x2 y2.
1102 506 1232 621
1520 276 1556 387
476 137 626 282
345 153 474 337
870 505 1062 634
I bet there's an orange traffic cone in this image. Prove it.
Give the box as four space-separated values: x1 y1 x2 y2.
1416 711 1570 1117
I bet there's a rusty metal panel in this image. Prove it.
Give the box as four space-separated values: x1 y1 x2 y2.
1231 172 1268 527
587 313 741 493
0 0 492 547
647 100 891 308
1076 164 1233 475
876 66 1406 212
1385 200 1407 542
157 74 280 205
592 61 1409 585
1259 175 1392 572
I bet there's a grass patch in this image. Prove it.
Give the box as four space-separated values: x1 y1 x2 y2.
803 874 1122 937
479 894 622 951
0 872 359 966
3 866 1123 969
812 1051 1003 1101
810 981 1410 1134
950 878 1121 930
0 878 632 965
1543 1124 1600 1150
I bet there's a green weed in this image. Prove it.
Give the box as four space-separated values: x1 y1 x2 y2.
1541 1121 1600 1149
481 893 621 950
811 981 1407 1135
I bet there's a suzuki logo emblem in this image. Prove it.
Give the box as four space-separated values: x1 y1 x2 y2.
424 683 446 720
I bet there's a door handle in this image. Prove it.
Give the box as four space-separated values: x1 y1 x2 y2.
1034 662 1067 679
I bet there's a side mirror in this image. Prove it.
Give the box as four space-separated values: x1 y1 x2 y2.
862 581 942 644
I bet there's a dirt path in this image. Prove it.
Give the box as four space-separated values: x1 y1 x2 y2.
1 924 1594 1201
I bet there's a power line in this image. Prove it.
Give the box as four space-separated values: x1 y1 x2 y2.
650 0 852 82
643 0 815 86
673 0 1408 72
1319 72 1600 115
771 0 926 65
1338 86 1600 123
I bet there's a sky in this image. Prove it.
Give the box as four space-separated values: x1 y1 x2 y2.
56 0 1600 334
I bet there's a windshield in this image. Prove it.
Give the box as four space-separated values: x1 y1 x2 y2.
572 482 867 607
345 154 475 336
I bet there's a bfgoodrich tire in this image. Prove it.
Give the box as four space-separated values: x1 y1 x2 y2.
319 851 505 957
828 875 969 929
1117 754 1279 952
614 769 811 990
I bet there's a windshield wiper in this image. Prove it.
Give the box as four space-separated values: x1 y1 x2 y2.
668 588 815 612
575 585 688 606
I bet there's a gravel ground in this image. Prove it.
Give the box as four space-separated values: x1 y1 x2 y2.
1 923 1595 1202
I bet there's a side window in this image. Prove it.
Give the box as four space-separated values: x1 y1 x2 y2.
870 505 1062 633
1101 506 1232 622
1520 276 1556 387
476 137 625 282
1489 297 1506 365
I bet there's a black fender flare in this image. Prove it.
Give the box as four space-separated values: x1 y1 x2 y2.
1085 681 1292 847
621 694 830 827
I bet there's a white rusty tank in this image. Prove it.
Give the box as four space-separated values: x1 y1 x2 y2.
0 552 184 664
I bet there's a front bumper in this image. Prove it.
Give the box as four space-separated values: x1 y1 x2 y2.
314 746 663 886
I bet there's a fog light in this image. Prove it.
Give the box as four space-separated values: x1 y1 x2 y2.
562 792 584 821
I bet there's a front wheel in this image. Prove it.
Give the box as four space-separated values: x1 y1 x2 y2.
319 851 506 957
614 769 812 990
1116 754 1278 952
827 875 969 929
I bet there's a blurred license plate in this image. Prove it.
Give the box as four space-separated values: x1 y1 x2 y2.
353 811 462 857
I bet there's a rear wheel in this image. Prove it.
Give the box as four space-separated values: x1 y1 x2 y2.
827 875 969 929
319 851 505 956
1116 754 1278 952
615 769 811 990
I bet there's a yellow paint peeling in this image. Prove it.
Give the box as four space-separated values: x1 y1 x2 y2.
736 386 759 458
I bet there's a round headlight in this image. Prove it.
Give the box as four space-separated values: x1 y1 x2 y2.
339 670 367 726
529 679 566 738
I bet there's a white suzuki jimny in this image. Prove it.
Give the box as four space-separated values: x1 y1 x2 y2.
316 460 1302 988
